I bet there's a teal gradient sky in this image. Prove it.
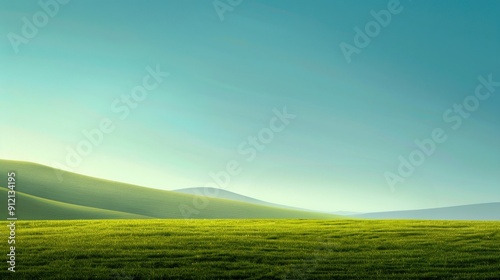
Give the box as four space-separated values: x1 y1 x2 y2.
1 0 499 212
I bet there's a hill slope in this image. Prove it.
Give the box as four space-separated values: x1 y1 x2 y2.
0 188 150 219
0 159 339 220
356 203 500 220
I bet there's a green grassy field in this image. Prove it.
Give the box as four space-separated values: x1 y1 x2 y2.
1 219 499 279
0 160 338 219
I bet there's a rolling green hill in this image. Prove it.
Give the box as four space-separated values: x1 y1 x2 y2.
0 159 339 219
0 188 150 220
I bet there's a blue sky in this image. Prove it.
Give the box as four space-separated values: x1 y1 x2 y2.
1 0 499 212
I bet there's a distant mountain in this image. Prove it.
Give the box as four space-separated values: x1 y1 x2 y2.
330 211 364 216
172 187 310 212
0 159 340 220
356 203 500 220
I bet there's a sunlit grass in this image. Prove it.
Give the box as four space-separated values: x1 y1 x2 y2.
1 219 499 279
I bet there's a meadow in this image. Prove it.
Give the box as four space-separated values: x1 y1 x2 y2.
1 219 499 279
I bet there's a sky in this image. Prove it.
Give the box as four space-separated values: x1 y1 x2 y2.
1 0 499 212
